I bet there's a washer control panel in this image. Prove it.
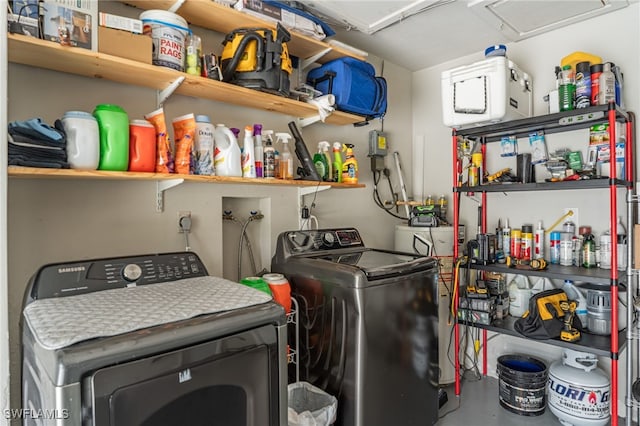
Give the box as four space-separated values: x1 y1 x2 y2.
28 252 208 302
284 228 364 254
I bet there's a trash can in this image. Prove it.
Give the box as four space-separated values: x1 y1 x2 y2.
287 381 337 426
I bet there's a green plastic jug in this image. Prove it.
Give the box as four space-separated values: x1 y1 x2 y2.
93 104 129 171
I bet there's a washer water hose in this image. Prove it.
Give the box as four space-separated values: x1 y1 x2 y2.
223 210 266 280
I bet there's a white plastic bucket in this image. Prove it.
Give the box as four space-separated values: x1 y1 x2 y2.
140 10 189 72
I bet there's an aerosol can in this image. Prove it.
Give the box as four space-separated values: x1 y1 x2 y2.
341 143 358 184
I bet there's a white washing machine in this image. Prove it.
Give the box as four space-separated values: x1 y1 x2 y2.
394 225 461 384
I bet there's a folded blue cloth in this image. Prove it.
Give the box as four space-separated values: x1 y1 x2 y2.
8 117 65 144
8 155 69 169
9 143 67 161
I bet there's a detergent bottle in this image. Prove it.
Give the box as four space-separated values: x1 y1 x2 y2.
241 125 256 178
276 133 293 179
313 141 330 181
213 123 242 176
341 143 358 184
332 142 343 183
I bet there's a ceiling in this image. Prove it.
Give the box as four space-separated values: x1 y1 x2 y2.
300 0 631 71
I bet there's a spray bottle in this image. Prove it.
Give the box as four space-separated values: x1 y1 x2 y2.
263 130 275 179
314 141 330 181
276 133 293 179
332 142 343 183
241 125 256 178
341 143 358 184
321 141 333 181
253 124 263 178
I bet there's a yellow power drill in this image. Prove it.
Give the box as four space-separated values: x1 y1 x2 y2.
559 300 581 342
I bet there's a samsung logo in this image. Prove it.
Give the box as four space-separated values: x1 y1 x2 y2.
57 266 85 274
178 369 192 383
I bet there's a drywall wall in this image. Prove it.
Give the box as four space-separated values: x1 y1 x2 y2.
412 2 640 417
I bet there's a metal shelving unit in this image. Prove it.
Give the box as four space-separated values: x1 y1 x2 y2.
451 104 635 426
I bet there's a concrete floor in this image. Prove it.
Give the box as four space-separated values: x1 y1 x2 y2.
437 376 569 426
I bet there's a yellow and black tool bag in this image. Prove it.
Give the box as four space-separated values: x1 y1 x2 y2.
514 288 582 339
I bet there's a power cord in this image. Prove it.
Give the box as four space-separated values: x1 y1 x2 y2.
373 167 408 220
179 216 192 251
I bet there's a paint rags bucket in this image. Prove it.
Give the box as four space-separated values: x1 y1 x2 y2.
140 10 190 72
497 354 548 416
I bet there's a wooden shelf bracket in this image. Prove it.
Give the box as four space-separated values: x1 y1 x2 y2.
156 178 185 212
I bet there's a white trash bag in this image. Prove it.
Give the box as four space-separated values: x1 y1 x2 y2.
287 381 337 426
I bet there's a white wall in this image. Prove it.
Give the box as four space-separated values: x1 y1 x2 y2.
412 2 640 417
3 1 413 412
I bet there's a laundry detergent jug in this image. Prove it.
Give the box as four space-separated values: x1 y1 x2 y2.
213 124 242 177
93 104 129 171
508 275 532 318
61 111 100 170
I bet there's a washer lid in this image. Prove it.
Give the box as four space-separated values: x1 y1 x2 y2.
310 248 437 279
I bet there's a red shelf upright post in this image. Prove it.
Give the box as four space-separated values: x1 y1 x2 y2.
452 129 461 396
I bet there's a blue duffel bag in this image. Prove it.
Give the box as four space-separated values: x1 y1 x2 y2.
307 57 387 121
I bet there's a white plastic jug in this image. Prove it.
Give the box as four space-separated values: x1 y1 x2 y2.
61 111 100 170
213 124 242 177
508 275 532 318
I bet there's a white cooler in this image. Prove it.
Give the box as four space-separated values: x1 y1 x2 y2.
441 56 533 128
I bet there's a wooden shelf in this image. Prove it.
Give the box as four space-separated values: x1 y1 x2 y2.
8 166 366 189
7 34 363 126
121 0 367 64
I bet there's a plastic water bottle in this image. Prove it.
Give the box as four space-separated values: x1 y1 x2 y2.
559 65 575 112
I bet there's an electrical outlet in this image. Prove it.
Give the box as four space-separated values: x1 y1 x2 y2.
563 208 578 231
178 211 191 233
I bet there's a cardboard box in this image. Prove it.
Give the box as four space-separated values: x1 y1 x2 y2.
42 0 98 50
99 12 143 34
98 27 152 64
